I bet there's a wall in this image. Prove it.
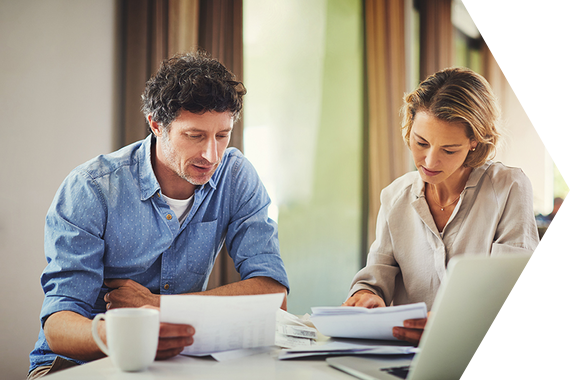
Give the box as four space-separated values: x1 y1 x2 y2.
0 1 117 378
497 43 570 212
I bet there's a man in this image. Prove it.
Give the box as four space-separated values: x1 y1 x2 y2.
28 52 289 378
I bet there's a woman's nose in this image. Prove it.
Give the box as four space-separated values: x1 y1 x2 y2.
424 149 439 168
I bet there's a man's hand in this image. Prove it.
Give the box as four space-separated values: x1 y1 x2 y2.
342 290 386 308
392 312 431 346
139 306 195 360
155 321 195 360
104 279 160 309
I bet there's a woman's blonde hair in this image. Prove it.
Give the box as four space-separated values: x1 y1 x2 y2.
401 67 500 168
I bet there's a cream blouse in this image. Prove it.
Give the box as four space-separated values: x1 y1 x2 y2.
348 161 539 310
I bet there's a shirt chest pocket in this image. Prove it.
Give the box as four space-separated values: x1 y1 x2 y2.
178 219 220 275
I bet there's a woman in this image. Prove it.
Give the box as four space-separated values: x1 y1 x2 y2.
343 67 539 344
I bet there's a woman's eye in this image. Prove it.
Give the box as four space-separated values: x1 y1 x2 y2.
444 150 457 155
416 141 428 148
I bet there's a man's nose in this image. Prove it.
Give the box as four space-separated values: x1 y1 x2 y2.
202 137 218 163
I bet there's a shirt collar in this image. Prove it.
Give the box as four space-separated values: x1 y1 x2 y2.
411 173 425 198
138 135 227 200
204 148 238 191
464 160 492 189
138 135 161 201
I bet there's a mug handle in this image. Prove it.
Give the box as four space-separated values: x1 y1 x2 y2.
91 313 110 356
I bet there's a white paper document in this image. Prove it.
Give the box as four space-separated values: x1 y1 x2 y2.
160 293 284 356
279 338 419 359
210 347 272 362
310 302 427 340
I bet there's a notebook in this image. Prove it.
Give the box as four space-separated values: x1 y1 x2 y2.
326 254 531 380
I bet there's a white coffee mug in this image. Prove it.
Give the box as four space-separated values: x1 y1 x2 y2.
91 308 160 372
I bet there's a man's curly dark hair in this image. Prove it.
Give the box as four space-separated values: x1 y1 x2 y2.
141 51 246 131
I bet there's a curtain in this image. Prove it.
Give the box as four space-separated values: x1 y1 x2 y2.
364 0 411 253
418 0 453 80
120 0 200 146
481 22 510 104
198 0 244 155
120 0 242 289
169 0 200 55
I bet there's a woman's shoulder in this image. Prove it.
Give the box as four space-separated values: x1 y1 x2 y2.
475 161 533 198
381 171 420 203
482 161 530 185
385 171 419 190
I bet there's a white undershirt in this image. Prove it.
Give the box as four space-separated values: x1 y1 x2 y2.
162 193 194 224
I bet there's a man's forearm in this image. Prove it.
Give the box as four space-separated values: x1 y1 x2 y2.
44 310 106 362
194 277 288 310
104 277 288 311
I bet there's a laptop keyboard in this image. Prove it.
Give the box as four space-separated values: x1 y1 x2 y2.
380 365 410 379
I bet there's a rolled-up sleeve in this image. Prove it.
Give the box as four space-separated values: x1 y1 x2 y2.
40 169 107 325
348 191 400 304
490 168 539 255
224 156 289 292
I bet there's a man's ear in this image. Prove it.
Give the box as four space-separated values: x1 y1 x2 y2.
148 115 162 137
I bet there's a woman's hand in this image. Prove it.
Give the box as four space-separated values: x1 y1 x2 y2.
342 290 386 308
392 312 431 346
343 291 430 346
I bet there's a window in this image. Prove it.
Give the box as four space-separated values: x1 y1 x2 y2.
454 30 482 73
452 0 483 73
243 0 364 313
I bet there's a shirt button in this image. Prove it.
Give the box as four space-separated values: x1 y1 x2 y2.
164 284 170 290
157 193 161 197
166 214 173 220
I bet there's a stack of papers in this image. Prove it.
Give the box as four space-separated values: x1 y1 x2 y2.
310 303 427 340
275 310 318 348
279 338 419 360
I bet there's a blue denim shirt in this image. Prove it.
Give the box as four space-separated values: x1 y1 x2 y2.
29 135 289 372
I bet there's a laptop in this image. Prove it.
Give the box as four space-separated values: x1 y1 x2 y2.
326 254 531 380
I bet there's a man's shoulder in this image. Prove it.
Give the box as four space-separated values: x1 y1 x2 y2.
208 147 266 202
73 139 146 181
223 146 244 161
223 147 247 164
214 147 250 180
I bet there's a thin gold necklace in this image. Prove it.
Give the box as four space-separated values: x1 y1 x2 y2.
430 184 461 211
